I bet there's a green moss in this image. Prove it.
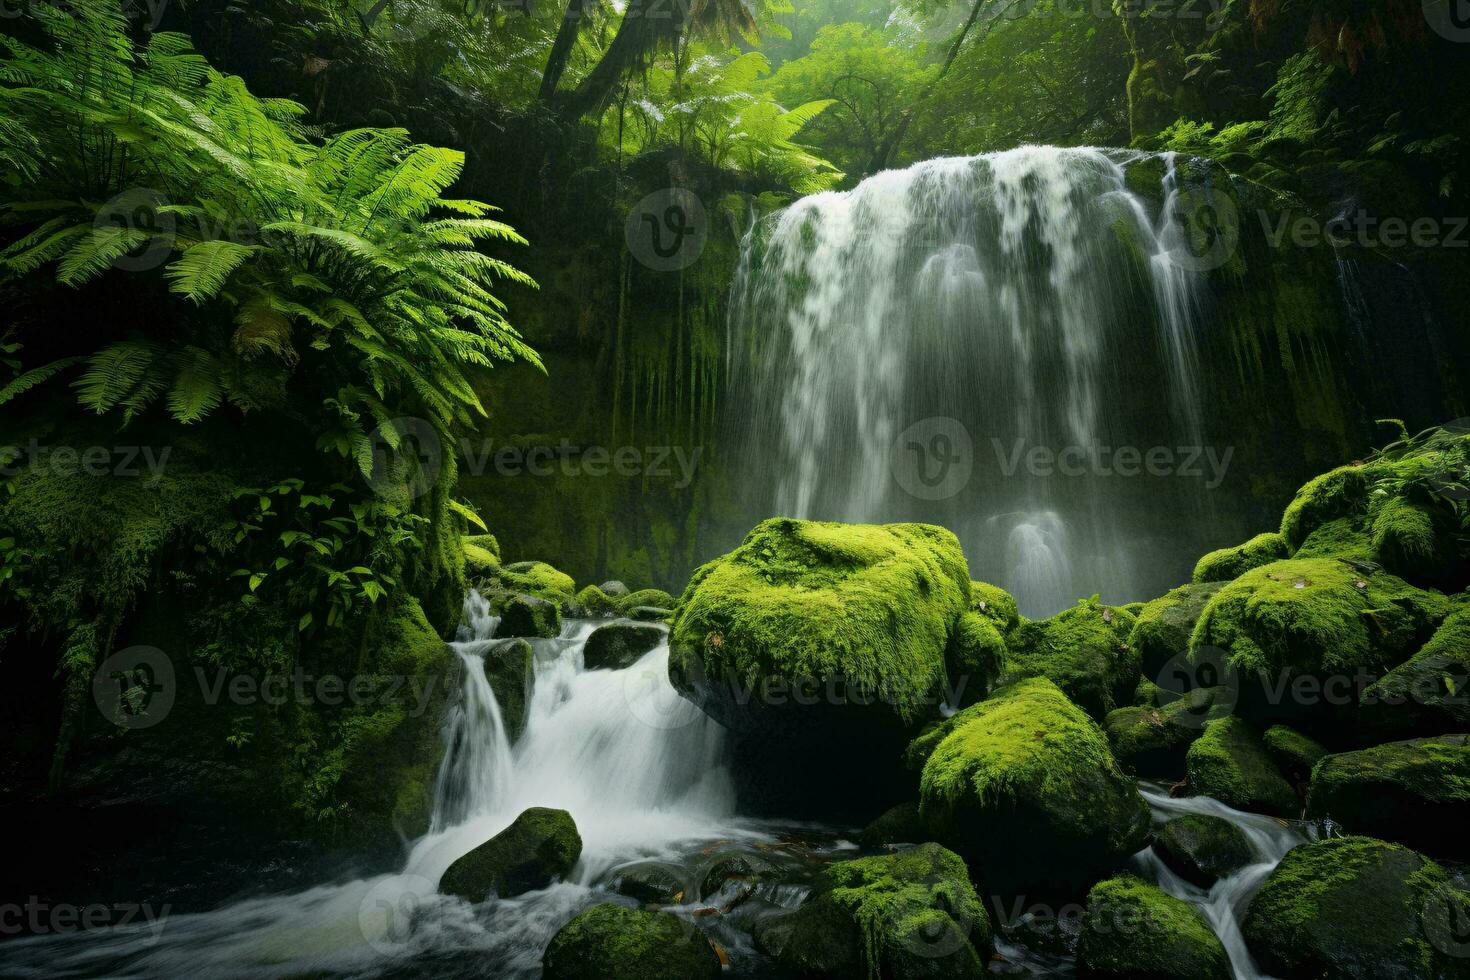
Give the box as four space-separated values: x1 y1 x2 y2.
498 594 561 638
462 533 501 579
1306 735 1470 860
1372 497 1457 582
777 843 991 980
1193 532 1289 583
576 583 619 616
1186 716 1298 816
1242 836 1470 979
1291 516 1374 562
497 560 578 609
914 678 1149 887
1076 875 1230 980
1153 815 1253 887
542 903 721 980
1189 558 1449 680
1135 676 1162 706
1104 686 1234 777
482 639 533 739
439 806 582 901
1005 598 1140 719
584 622 664 670
1364 603 1470 734
857 801 924 847
970 580 1019 631
1279 465 1369 549
1130 582 1226 679
617 588 674 613
669 518 971 724
1261 724 1328 784
946 611 1006 708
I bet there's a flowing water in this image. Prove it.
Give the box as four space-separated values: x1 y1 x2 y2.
2 603 1308 979
726 146 1240 616
1133 783 1307 980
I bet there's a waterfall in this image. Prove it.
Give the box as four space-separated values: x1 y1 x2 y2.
726 145 1228 615
1134 783 1305 980
0 594 744 978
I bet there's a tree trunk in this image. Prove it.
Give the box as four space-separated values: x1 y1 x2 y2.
561 0 684 118
539 0 590 101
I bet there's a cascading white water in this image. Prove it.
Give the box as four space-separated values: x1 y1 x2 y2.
0 593 748 978
1135 783 1306 980
727 145 1234 615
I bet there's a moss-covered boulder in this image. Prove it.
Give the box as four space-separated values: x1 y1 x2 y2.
1261 724 1328 786
1186 717 1298 816
1131 582 1226 680
1193 531 1290 584
668 518 974 815
1279 465 1370 550
482 638 533 739
584 622 664 670
1189 558 1448 718
1104 686 1234 777
541 903 720 980
910 678 1150 891
1242 836 1470 979
462 533 501 580
761 843 991 980
497 560 578 610
945 611 1006 709
1371 496 1460 585
439 807 581 901
1306 735 1470 860
1363 604 1470 736
1076 875 1231 980
609 862 685 906
575 583 619 617
498 593 561 639
1005 598 1140 720
1153 815 1253 887
970 580 1019 631
858 801 925 848
617 588 675 614
626 605 672 622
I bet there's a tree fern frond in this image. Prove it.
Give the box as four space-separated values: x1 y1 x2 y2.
0 356 84 406
167 346 226 423
166 240 258 303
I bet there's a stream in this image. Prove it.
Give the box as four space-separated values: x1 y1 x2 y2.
0 592 1309 978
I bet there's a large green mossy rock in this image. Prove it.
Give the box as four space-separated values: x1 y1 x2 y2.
858 801 926 847
482 638 533 739
1153 814 1253 887
1005 598 1140 720
575 583 620 616
439 807 581 901
1105 686 1234 777
1363 604 1470 737
1186 717 1298 816
498 593 561 638
616 588 675 615
1306 735 1470 860
909 678 1150 892
1193 532 1290 584
1242 836 1470 980
1131 582 1226 680
945 611 1006 709
1279 465 1370 550
462 533 501 580
584 622 664 670
542 903 720 980
1076 875 1231 980
1262 724 1328 786
970 580 1019 631
493 560 578 612
668 518 974 816
759 843 992 980
1189 558 1448 718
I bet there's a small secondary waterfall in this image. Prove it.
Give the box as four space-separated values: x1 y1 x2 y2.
1135 783 1306 980
0 594 744 978
727 146 1230 615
